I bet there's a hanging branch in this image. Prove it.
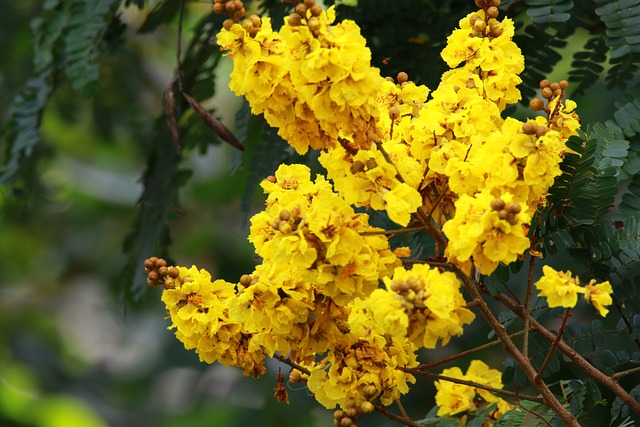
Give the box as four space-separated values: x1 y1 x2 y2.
170 0 244 152
535 307 571 382
495 293 640 416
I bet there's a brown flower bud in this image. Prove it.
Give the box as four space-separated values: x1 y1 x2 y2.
359 401 374 414
365 158 377 170
539 79 550 89
505 202 521 214
213 3 225 14
279 210 291 221
521 122 536 134
541 87 553 99
486 6 499 18
225 1 236 14
559 79 569 89
350 160 365 174
397 71 409 83
309 5 323 16
490 198 505 211
240 274 252 287
295 3 307 17
388 105 401 120
550 82 560 92
529 98 544 111
498 209 509 220
535 126 548 138
288 12 302 26
223 18 235 30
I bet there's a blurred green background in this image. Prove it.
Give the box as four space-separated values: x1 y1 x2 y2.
1 1 638 426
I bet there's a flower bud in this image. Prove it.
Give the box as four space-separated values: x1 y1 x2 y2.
541 87 553 99
397 71 409 83
223 19 235 30
559 80 569 89
365 158 377 170
490 198 505 211
529 98 544 111
486 6 499 18
360 401 374 414
539 79 550 89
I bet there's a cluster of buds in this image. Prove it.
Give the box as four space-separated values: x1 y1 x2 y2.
333 397 374 427
389 276 427 311
145 257 179 289
213 0 262 35
521 120 548 138
286 0 324 35
349 158 378 175
529 79 569 113
268 207 303 235
490 199 521 226
386 72 411 120
469 0 503 37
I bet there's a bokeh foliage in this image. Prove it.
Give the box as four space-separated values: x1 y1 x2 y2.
1 0 640 426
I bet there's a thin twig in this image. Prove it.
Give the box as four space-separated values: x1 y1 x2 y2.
272 353 311 376
403 370 545 404
514 393 553 427
535 307 571 382
395 398 410 419
495 293 640 416
374 404 424 427
612 295 640 350
612 365 640 380
415 329 528 371
176 0 186 92
523 255 536 359
360 226 426 236
450 265 580 426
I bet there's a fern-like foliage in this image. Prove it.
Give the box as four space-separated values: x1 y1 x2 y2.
63 0 121 93
569 36 608 97
1 0 121 187
525 0 574 24
594 0 640 59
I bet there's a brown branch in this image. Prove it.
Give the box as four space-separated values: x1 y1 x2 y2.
360 226 426 236
415 329 527 370
523 255 536 358
272 353 311 376
536 307 571 382
403 370 545 404
374 404 424 427
451 266 580 426
612 365 640 381
495 293 640 416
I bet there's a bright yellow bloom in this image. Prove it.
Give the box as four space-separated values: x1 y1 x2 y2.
384 264 475 348
443 190 531 275
584 280 613 317
307 338 417 409
535 266 586 309
435 360 512 420
249 164 400 304
161 266 266 377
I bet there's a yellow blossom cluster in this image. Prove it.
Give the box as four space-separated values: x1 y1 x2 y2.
248 164 401 304
535 266 613 316
435 360 512 421
152 0 601 421
160 266 266 377
216 7 383 154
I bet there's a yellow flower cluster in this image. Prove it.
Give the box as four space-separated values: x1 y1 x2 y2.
535 266 613 316
249 164 400 304
154 0 600 420
383 264 475 348
216 7 383 154
160 266 266 377
435 360 512 421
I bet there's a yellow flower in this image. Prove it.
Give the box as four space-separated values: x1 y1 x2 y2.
435 360 512 419
535 266 586 308
584 280 613 317
443 190 531 275
384 264 475 349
